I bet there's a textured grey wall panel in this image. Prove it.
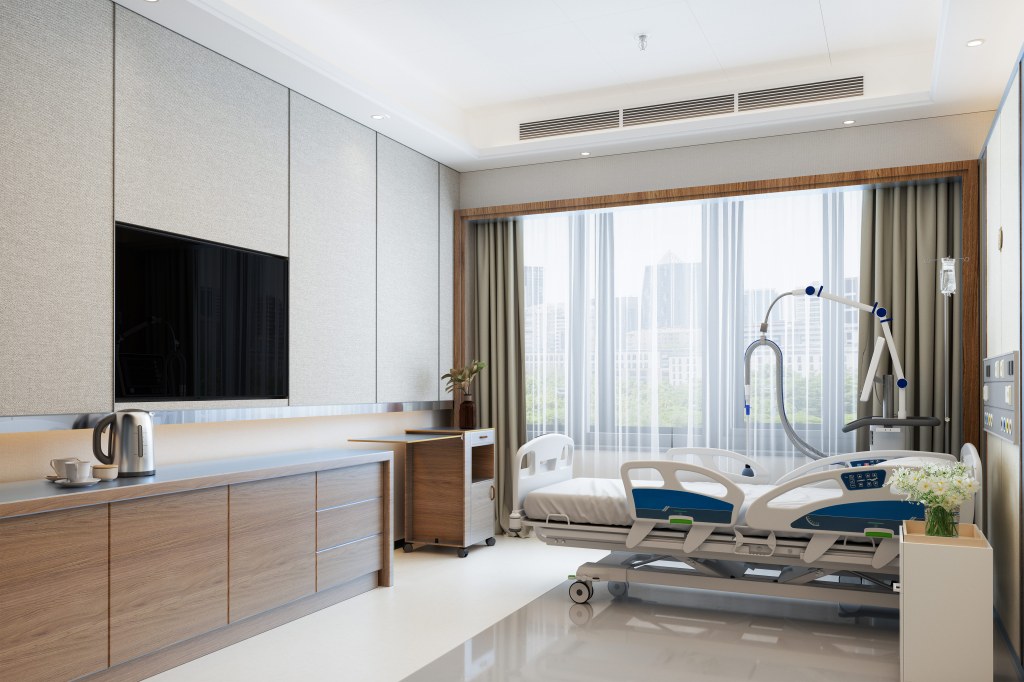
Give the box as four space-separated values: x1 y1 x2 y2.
377 137 440 402
460 112 994 209
0 0 114 416
289 93 377 406
114 7 288 255
438 165 459 398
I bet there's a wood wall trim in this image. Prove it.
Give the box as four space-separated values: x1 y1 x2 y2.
453 160 982 450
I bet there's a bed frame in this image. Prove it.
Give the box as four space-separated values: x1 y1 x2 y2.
511 437 981 608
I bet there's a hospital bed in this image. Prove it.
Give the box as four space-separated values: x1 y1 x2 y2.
511 434 982 608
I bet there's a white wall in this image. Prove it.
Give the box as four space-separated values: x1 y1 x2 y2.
460 112 993 209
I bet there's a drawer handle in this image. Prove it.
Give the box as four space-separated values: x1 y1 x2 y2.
489 485 496 501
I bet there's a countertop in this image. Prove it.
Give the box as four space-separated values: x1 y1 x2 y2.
0 448 392 519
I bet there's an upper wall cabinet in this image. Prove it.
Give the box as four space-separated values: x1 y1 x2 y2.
377 137 440 402
114 7 288 256
290 94 377 405
439 166 459 398
0 0 114 415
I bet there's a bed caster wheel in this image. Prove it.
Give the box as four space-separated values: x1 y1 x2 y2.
607 581 628 598
568 603 594 626
485 537 496 546
457 548 469 558
569 580 593 604
402 543 414 553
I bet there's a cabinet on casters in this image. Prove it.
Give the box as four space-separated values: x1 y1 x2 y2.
353 428 496 557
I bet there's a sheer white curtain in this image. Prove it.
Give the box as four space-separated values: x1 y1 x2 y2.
523 188 862 479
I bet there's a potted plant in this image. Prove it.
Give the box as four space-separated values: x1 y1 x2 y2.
886 461 981 537
442 360 486 429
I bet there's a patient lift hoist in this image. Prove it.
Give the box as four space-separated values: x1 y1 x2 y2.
744 284 939 458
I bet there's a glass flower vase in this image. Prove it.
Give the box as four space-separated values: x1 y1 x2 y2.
924 506 958 537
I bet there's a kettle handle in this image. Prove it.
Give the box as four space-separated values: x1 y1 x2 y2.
92 414 116 465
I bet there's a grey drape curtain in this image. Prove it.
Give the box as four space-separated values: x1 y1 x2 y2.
857 180 963 452
474 218 526 533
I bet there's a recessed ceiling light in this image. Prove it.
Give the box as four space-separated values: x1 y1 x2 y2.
966 39 985 47
370 113 390 120
843 120 856 125
580 152 591 156
143 0 159 3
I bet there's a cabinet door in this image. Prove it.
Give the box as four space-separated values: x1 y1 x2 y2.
114 7 288 255
230 474 315 622
290 93 377 405
110 488 228 665
377 136 440 402
0 0 113 415
469 480 496 543
0 506 108 682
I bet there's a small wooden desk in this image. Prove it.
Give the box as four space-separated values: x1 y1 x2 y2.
352 428 496 557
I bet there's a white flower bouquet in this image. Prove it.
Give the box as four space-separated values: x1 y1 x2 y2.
886 462 980 537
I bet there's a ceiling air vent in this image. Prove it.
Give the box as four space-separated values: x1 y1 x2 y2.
519 110 620 140
623 94 735 127
737 76 863 112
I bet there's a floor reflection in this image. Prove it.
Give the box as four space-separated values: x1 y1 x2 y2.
404 581 901 681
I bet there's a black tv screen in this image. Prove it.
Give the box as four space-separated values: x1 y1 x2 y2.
115 224 288 401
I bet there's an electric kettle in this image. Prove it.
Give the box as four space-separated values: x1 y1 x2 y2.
92 409 156 477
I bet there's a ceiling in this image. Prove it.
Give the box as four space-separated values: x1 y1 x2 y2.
117 0 1024 171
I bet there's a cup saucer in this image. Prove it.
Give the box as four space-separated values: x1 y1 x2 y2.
54 478 101 488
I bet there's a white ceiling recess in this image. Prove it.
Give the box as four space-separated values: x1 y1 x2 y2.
116 0 1024 171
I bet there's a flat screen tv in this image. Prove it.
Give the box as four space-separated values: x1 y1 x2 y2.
115 223 288 401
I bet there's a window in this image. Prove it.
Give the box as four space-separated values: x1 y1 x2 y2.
523 188 863 477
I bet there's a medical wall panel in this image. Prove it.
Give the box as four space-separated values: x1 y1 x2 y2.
229 474 316 622
439 164 460 398
114 7 288 256
0 506 109 682
289 93 377 405
0 0 113 416
377 136 440 402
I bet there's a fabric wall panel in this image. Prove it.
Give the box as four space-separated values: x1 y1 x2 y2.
289 93 377 405
114 7 288 255
439 165 459 398
0 0 114 415
377 137 439 403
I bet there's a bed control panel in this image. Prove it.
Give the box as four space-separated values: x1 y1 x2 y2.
983 351 1020 445
850 458 885 467
841 470 886 490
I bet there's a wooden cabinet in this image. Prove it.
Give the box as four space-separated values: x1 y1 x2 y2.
0 506 109 682
109 488 229 665
404 428 497 557
316 463 392 591
229 474 316 622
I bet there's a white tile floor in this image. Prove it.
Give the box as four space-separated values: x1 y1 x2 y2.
149 536 1021 682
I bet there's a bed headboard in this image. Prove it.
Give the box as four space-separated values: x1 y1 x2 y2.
511 434 574 517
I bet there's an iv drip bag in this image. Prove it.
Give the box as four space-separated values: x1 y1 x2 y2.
940 257 956 297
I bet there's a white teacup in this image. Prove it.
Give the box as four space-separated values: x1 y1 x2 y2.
50 458 81 479
64 460 93 483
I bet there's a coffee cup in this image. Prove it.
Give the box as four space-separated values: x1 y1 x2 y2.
64 460 93 483
50 458 81 479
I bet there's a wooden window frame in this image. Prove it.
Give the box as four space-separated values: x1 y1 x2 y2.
451 160 981 450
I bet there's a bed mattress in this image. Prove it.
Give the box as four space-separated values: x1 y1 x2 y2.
523 477 840 527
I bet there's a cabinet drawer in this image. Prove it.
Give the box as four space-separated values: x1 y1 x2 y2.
317 535 383 591
466 430 494 447
317 500 383 551
470 480 495 541
318 464 382 510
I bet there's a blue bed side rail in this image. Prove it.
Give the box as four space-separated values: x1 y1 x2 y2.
632 488 734 525
790 500 926 534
